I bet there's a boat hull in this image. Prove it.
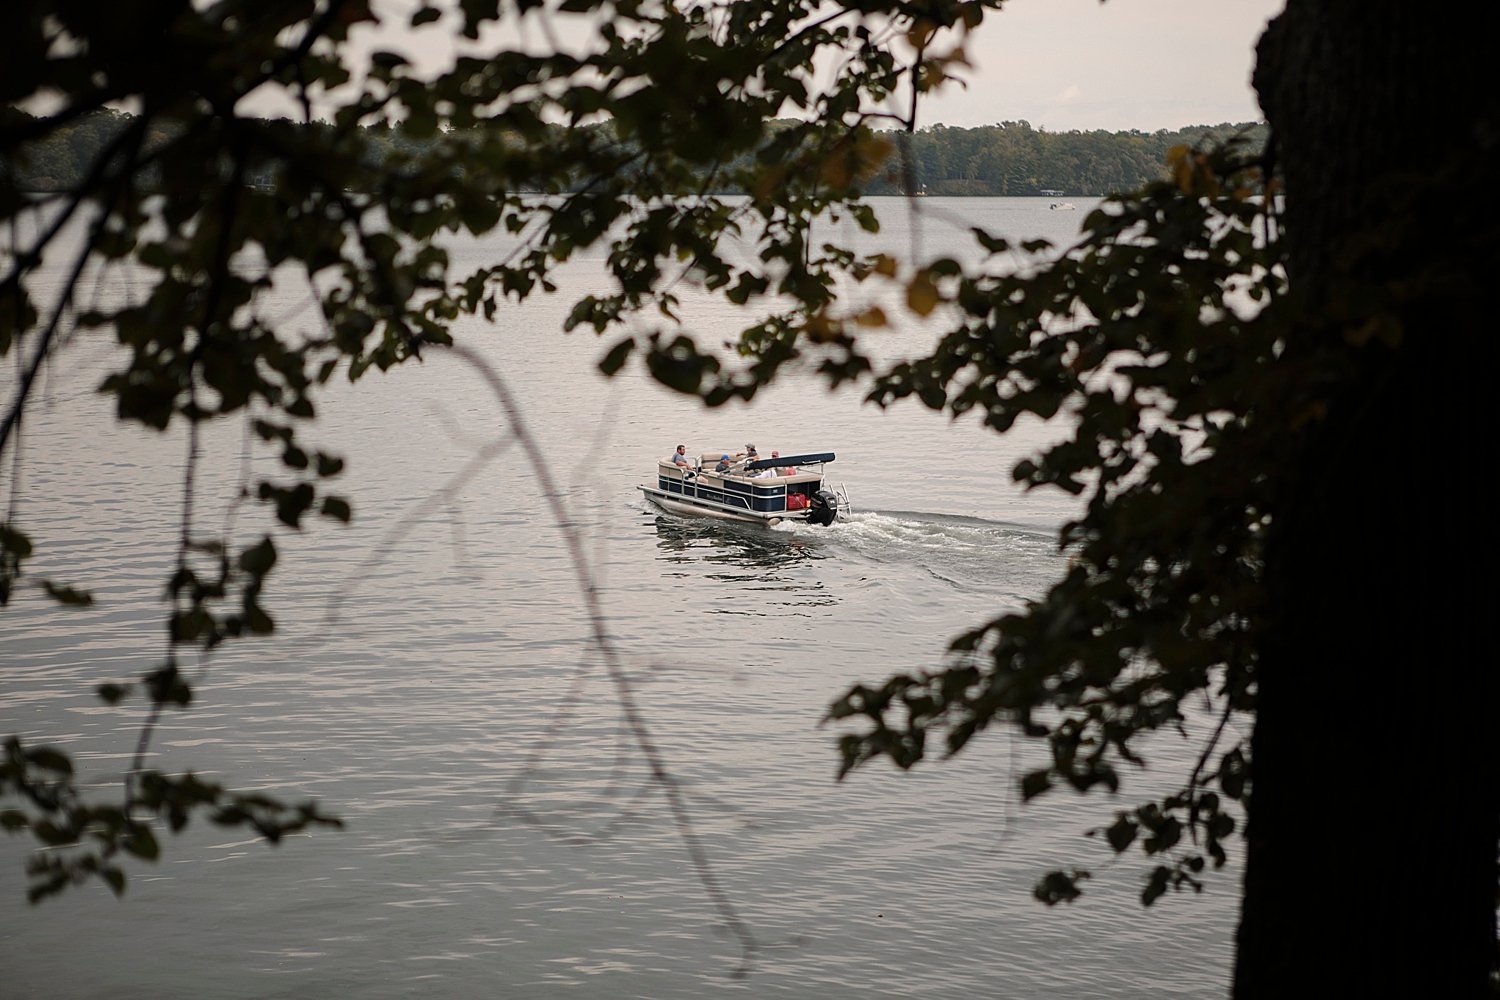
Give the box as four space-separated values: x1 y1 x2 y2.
639 486 784 525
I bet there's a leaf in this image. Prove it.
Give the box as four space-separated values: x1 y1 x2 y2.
238 537 277 575
1105 816 1138 853
972 228 1010 254
1021 769 1052 801
320 496 352 523
1143 816 1182 853
24 747 73 775
1220 747 1247 799
32 820 68 846
370 51 409 71
145 666 192 707
1034 869 1090 905
906 272 940 317
96 683 132 705
246 605 274 635
0 523 33 558
1141 865 1178 907
597 337 635 376
41 581 94 606
124 825 160 861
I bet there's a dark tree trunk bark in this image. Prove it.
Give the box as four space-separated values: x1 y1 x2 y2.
1238 3 1499 996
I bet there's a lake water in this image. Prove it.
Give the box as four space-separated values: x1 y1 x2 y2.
0 198 1238 998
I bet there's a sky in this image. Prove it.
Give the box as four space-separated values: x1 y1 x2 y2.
914 0 1284 132
341 0 1286 135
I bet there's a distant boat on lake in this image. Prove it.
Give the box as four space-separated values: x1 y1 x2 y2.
641 451 849 526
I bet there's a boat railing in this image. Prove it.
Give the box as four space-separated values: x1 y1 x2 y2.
832 481 852 517
711 490 755 512
680 473 757 512
679 468 820 513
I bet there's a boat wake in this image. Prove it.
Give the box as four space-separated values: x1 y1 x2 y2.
637 495 1065 601
773 508 1063 598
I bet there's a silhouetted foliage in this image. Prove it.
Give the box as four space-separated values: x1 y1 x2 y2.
3 2 1495 995
827 137 1278 911
0 0 998 904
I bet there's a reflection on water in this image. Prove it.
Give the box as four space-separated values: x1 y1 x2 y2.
651 514 828 570
651 515 828 563
649 514 838 609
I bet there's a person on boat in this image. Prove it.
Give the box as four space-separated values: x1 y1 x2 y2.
670 444 690 467
715 453 734 473
744 443 759 466
773 450 797 476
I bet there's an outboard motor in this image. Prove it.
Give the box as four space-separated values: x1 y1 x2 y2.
808 488 839 526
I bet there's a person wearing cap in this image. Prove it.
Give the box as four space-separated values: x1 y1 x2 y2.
773 450 797 477
744 443 759 463
715 453 734 473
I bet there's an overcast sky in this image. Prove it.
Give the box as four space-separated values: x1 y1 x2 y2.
346 0 1284 135
907 0 1283 132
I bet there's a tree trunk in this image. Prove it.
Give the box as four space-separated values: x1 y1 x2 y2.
1238 3 1499 996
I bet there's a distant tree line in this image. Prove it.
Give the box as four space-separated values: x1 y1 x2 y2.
4 108 1265 199
869 120 1267 196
